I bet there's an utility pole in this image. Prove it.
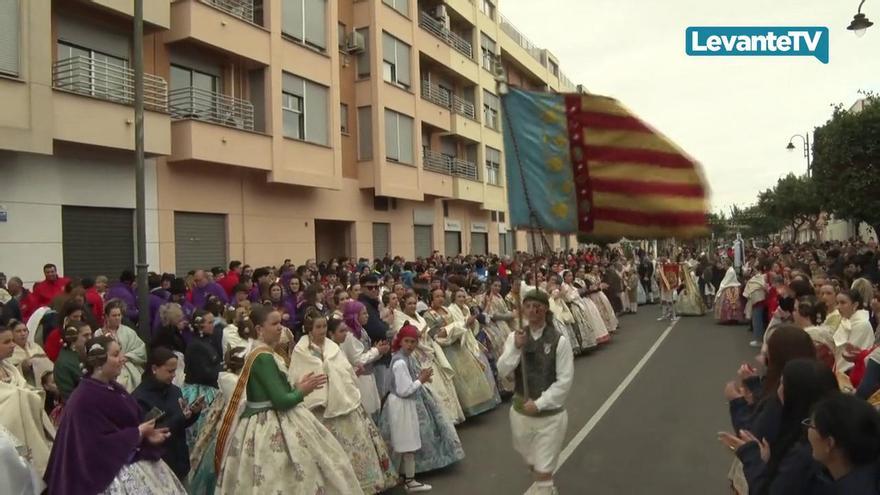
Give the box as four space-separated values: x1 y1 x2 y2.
134 0 150 344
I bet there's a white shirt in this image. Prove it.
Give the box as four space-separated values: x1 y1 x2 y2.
496 322 574 411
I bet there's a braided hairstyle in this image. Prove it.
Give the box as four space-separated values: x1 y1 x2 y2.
83 336 115 375
302 307 326 335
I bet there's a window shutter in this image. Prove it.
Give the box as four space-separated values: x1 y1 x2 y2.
0 0 21 77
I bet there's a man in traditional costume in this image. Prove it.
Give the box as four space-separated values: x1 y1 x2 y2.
497 290 574 495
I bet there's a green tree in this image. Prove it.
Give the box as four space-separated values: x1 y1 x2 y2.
812 96 880 237
757 173 822 241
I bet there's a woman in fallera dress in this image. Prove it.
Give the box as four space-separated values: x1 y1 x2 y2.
214 305 362 494
289 311 398 494
95 300 147 393
44 336 186 495
426 288 500 417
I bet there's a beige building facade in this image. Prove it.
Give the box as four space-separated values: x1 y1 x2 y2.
0 0 578 283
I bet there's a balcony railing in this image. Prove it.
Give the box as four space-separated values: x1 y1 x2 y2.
168 87 255 130
418 11 473 59
53 56 168 111
422 149 480 181
421 80 477 120
500 14 543 63
451 94 476 120
423 148 452 175
201 0 255 24
421 79 451 108
452 157 479 181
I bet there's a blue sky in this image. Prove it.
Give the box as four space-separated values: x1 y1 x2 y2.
500 0 880 211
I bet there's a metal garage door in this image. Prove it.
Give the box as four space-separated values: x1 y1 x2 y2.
413 225 433 258
62 206 134 279
499 233 508 256
444 231 461 256
174 212 227 276
470 232 488 255
373 222 390 259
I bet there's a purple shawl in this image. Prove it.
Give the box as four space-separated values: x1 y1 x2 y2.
44 378 161 495
191 282 229 309
342 300 367 339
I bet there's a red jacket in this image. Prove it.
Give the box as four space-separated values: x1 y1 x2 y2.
85 287 104 327
45 328 63 362
219 271 240 296
32 277 70 308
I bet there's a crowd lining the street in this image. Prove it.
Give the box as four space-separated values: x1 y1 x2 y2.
0 238 879 494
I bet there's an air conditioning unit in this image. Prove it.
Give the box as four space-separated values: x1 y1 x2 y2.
345 31 365 54
434 4 448 20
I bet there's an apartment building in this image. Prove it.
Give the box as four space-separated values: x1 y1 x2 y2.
0 0 580 283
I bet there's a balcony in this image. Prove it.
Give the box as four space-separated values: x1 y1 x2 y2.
421 149 479 181
53 56 168 111
169 87 254 130
201 0 255 23
51 57 170 154
420 80 476 117
168 0 270 65
419 11 473 59
500 14 543 63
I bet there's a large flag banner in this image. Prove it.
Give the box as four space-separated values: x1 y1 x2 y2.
503 88 709 239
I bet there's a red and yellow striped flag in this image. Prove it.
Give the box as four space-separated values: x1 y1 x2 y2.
504 88 709 239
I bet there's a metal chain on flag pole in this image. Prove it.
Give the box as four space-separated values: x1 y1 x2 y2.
499 96 553 257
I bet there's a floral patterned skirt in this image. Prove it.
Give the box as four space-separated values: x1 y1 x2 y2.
216 406 363 494
715 288 745 323
319 406 398 494
182 384 219 452
187 391 228 495
100 459 187 494
443 345 498 417
414 349 465 425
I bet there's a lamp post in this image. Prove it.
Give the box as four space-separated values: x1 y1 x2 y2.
848 0 874 36
133 0 150 344
786 133 811 177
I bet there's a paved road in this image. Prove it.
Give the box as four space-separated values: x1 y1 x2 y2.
415 305 757 495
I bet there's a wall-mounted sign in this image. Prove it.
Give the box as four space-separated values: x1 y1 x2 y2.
444 219 462 232
471 222 488 233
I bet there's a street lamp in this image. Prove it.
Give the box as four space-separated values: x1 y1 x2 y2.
848 0 874 37
786 133 811 177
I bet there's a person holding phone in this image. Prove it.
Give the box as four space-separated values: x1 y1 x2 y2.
45 336 186 494
497 290 574 495
133 347 205 481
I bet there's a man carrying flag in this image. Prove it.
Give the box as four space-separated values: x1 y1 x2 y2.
497 290 574 495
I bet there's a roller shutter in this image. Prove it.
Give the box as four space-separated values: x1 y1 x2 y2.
444 231 461 256
372 222 390 259
62 206 134 279
174 212 227 276
470 232 488 255
414 225 433 258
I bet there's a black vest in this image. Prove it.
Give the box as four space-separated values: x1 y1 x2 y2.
513 324 562 416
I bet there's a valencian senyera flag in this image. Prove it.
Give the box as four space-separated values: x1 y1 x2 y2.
503 88 709 239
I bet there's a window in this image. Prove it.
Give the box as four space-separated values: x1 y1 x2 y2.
282 0 327 51
480 33 497 72
356 28 370 78
282 72 328 145
549 59 559 77
0 0 19 76
480 0 495 19
499 211 506 223
486 146 501 185
357 106 372 159
442 200 449 217
382 0 409 16
56 41 129 102
337 22 346 50
340 103 349 134
382 32 411 88
490 211 497 222
384 109 414 164
483 90 500 130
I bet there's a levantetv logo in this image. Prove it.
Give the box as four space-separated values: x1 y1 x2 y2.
686 27 829 64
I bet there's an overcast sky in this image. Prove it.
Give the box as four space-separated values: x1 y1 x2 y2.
500 0 880 212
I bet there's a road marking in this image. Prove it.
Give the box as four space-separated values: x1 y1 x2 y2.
525 318 680 493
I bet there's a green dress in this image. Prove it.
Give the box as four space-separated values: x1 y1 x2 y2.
54 347 83 402
216 350 363 494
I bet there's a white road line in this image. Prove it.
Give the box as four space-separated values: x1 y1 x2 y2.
525 318 680 494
